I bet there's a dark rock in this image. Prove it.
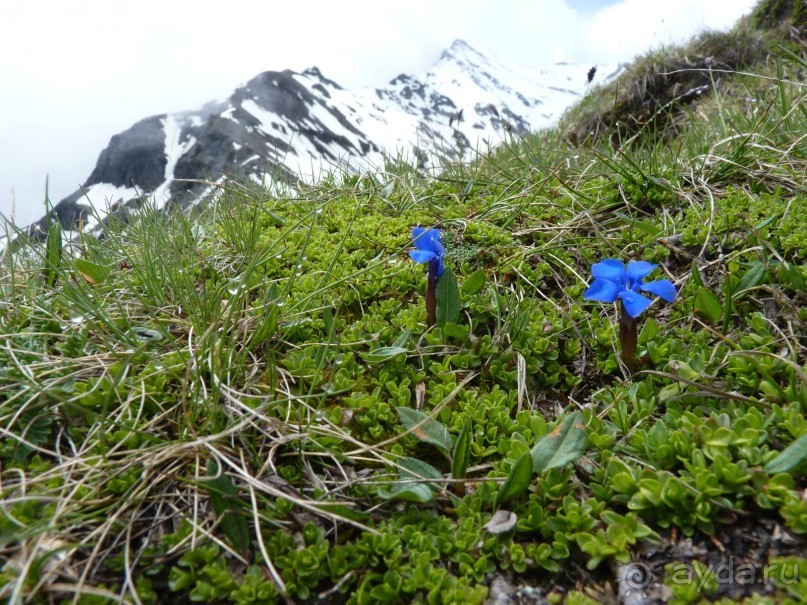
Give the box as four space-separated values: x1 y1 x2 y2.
85 115 167 191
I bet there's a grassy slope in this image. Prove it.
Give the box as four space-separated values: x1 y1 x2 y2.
1 17 806 605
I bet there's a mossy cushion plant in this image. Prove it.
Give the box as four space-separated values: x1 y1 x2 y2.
2 8 807 604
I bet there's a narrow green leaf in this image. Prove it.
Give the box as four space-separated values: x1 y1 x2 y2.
765 434 807 475
461 269 486 296
638 317 659 344
377 457 442 503
732 262 766 301
323 306 334 337
690 261 704 288
694 286 723 323
392 328 412 349
615 212 661 237
451 420 472 480
361 346 408 363
753 214 780 231
205 459 249 551
397 456 444 481
74 258 108 285
646 175 674 193
436 266 461 327
131 327 163 342
531 412 588 474
631 219 662 237
496 452 533 506
44 221 62 287
251 305 279 346
312 503 369 521
397 406 453 452
785 263 805 292
377 482 436 503
380 181 395 198
263 208 285 226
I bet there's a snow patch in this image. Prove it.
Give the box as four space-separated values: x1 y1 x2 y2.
150 115 197 208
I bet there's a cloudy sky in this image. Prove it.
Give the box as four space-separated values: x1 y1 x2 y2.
1 0 758 226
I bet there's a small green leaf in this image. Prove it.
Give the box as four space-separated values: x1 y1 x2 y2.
461 269 486 296
787 263 805 292
263 208 285 226
753 213 780 231
380 181 395 198
690 261 704 288
397 406 453 452
74 258 108 285
694 286 723 323
392 328 412 349
44 221 62 287
361 346 408 363
631 219 662 237
323 306 334 337
442 323 469 341
312 503 369 521
436 266 461 327
131 327 163 342
377 457 443 503
778 262 805 292
251 305 279 346
638 317 659 344
205 459 250 551
531 412 588 474
615 212 661 237
397 456 443 481
496 452 533 506
377 482 436 503
451 420 472 481
732 262 766 301
765 434 807 475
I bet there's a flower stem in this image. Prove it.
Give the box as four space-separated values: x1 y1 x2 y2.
619 302 639 372
426 270 438 327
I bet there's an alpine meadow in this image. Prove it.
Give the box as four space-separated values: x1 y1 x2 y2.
1 1 806 603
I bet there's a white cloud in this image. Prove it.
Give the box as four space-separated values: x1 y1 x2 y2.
581 0 759 64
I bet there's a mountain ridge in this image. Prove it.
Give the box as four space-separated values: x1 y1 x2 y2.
30 39 620 235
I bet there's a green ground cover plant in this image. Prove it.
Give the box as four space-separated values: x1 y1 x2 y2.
1 7 806 604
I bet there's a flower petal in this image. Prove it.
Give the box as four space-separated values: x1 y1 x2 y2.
640 279 677 302
427 229 445 255
409 250 436 264
412 227 444 255
625 261 657 281
619 290 653 318
591 259 626 282
434 257 445 277
584 278 623 303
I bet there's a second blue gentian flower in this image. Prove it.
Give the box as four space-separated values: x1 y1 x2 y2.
584 258 677 372
584 259 677 317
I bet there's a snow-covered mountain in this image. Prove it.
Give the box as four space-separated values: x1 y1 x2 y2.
31 40 620 234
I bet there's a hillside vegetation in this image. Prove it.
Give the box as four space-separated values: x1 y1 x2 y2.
1 6 806 604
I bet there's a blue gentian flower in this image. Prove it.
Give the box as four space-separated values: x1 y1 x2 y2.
584 259 677 318
409 227 445 277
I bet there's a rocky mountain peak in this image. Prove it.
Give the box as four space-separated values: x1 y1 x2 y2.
28 41 619 236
